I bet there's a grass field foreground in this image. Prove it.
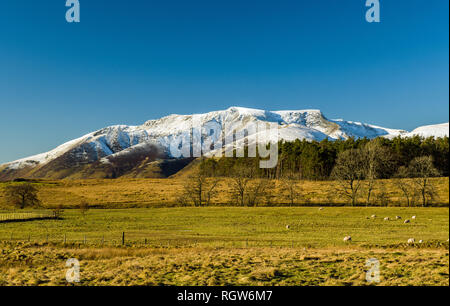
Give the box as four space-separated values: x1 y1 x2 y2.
0 207 448 286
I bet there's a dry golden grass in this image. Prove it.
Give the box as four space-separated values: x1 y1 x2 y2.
0 242 447 286
0 177 448 208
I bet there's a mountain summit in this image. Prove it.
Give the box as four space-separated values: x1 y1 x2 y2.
0 107 448 180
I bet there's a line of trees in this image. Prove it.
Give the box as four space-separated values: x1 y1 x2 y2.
199 135 449 180
197 136 447 207
331 141 441 207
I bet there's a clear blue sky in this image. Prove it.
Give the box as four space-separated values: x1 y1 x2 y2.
0 0 448 163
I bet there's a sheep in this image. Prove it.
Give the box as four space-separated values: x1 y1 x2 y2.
407 238 415 244
411 216 416 220
404 219 410 224
286 225 290 230
395 216 402 220
418 240 423 243
371 215 376 219
384 217 390 221
318 207 324 211
343 236 352 242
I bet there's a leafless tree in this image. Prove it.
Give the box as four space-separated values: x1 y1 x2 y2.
204 177 221 206
394 166 416 207
4 183 41 209
263 180 277 206
407 156 440 207
361 140 394 206
374 182 390 207
182 172 221 206
230 165 254 206
246 179 270 207
280 171 301 206
331 148 365 206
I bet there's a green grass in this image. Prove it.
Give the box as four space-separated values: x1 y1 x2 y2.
1 207 448 247
0 207 448 286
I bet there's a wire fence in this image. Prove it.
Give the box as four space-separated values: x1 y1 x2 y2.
1 231 448 249
0 231 318 249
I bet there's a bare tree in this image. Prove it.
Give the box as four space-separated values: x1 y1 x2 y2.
184 173 206 206
182 172 221 206
362 140 394 206
331 148 365 206
263 180 277 206
407 156 440 207
280 171 300 206
394 166 416 207
246 179 270 207
4 183 41 209
230 165 253 206
175 193 189 206
204 177 221 206
374 182 390 207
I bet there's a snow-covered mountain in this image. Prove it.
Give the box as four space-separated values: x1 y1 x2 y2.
402 123 449 139
0 107 447 180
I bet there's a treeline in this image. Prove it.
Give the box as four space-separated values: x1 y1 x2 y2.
199 136 449 180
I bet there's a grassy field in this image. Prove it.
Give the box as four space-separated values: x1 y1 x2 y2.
0 207 448 286
0 177 448 208
1 243 447 286
0 207 448 247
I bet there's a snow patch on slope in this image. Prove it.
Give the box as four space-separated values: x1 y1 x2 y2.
403 123 449 138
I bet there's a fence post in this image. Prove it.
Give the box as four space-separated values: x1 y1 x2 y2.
64 234 66 244
122 232 125 245
84 235 86 245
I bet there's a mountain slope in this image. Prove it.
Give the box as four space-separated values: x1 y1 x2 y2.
0 106 447 180
402 123 449 139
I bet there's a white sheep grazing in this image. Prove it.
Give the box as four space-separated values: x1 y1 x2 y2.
371 215 376 219
395 216 402 220
286 225 290 230
404 219 410 224
411 216 416 220
318 207 323 211
384 217 390 221
418 240 423 243
407 238 415 244
343 236 352 242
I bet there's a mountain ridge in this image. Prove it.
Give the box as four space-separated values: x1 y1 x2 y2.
0 107 448 180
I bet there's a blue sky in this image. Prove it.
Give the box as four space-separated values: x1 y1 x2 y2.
0 0 448 163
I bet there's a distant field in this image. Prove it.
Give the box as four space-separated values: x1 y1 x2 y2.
0 207 448 247
0 177 448 208
0 207 448 286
